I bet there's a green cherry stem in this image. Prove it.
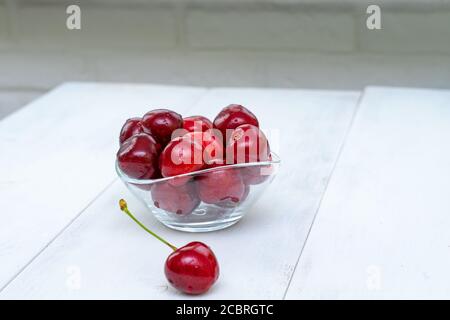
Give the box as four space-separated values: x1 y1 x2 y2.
119 199 178 251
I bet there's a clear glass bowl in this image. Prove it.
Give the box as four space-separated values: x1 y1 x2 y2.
116 153 280 232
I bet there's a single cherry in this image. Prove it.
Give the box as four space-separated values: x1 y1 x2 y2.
241 154 274 185
184 130 224 166
142 109 183 146
165 241 220 295
225 124 270 164
159 135 204 178
183 115 213 133
196 168 246 205
215 184 250 208
119 200 219 295
151 181 200 215
119 117 144 144
117 133 160 179
213 104 259 139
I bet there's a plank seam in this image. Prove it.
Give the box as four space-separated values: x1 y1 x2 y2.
0 86 211 295
281 91 365 299
0 178 118 294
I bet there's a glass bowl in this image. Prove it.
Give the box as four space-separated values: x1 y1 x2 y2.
116 153 280 232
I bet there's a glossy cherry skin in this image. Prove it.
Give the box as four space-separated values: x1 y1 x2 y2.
142 109 183 146
241 166 271 185
119 117 145 144
225 124 270 165
151 181 200 215
183 116 213 133
117 133 160 179
159 136 204 178
184 130 224 166
215 184 250 208
196 168 246 205
165 241 219 295
213 104 259 139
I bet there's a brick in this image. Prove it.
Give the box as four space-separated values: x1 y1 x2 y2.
0 2 9 45
186 8 355 52
359 11 450 54
16 3 176 49
264 52 450 90
0 52 93 89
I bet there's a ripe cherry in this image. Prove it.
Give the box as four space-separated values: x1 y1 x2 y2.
117 133 160 179
159 135 204 178
151 181 200 215
142 109 183 146
165 241 219 295
184 130 224 166
119 117 144 144
225 124 270 164
241 154 274 185
183 115 213 133
119 200 219 295
196 168 246 205
213 104 259 139
215 184 250 208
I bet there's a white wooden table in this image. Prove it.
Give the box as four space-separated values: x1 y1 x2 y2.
0 83 449 299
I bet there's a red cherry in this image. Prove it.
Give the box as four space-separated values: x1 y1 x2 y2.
165 241 219 295
196 168 246 205
203 129 224 166
241 154 273 185
142 109 183 145
117 133 160 179
151 181 200 215
159 136 204 178
225 124 270 164
119 200 219 295
183 116 213 133
213 104 259 139
215 184 250 208
119 117 144 144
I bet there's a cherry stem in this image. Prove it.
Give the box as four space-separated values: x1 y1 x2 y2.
119 199 177 251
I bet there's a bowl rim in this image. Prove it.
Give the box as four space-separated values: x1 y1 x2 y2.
116 152 281 185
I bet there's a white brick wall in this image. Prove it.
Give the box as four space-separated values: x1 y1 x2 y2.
0 3 9 46
186 9 355 52
359 12 450 54
16 4 177 49
1 0 450 118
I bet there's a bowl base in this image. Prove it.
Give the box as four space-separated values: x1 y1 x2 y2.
159 216 242 232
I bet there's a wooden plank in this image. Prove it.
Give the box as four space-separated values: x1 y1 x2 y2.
0 82 206 290
285 87 450 299
0 88 359 299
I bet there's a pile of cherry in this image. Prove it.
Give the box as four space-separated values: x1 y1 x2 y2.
117 105 272 295
117 104 272 215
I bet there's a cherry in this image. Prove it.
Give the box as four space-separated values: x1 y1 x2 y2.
159 135 204 178
241 154 274 185
183 115 213 133
117 133 160 179
119 200 219 295
184 130 224 166
151 181 200 215
142 109 183 146
213 104 259 139
215 184 250 208
119 117 145 144
225 124 270 164
165 242 219 295
196 168 246 205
